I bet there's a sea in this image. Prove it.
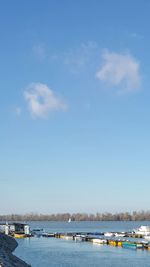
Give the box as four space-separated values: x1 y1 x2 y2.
14 221 150 267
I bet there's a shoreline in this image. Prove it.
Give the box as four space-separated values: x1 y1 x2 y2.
0 233 31 267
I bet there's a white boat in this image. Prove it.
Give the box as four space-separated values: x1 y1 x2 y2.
104 232 114 237
115 232 125 237
63 235 73 240
74 234 85 241
68 218 71 223
134 225 150 236
92 239 107 244
31 228 44 236
144 235 150 240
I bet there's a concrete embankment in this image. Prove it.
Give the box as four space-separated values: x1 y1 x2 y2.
0 233 31 267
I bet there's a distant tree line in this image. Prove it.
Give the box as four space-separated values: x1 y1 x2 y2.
0 211 150 221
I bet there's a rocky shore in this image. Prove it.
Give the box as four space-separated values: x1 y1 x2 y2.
0 233 31 267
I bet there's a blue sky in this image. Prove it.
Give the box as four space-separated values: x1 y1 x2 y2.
1 0 150 214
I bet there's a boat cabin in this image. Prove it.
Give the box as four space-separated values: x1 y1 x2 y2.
0 222 30 235
11 223 30 234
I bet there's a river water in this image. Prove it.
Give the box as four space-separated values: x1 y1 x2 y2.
14 221 150 267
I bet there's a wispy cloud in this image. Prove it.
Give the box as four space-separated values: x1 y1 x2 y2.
64 41 98 73
96 49 141 94
15 106 22 116
32 44 46 60
24 83 67 118
130 32 144 39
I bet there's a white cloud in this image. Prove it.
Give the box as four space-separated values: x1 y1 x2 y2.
96 50 141 93
24 83 67 118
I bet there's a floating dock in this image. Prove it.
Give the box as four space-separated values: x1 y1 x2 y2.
52 231 150 251
1 223 150 251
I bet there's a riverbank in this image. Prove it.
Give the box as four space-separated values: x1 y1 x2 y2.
1 211 150 221
0 233 31 267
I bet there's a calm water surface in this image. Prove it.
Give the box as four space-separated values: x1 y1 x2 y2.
14 221 150 267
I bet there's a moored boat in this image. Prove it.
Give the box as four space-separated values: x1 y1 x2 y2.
122 241 143 249
144 235 150 240
108 240 117 246
134 225 150 236
104 232 114 237
31 228 44 237
61 234 73 240
92 238 107 244
74 234 85 241
14 233 27 238
115 232 125 237
42 233 55 237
